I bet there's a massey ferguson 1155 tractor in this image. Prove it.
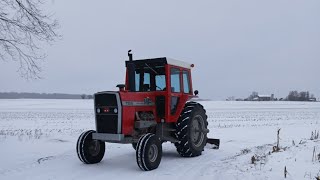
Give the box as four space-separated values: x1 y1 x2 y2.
76 51 219 171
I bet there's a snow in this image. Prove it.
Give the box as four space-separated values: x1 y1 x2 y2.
258 95 272 98
0 99 320 179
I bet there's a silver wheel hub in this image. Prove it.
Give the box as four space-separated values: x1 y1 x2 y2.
148 144 158 162
88 140 100 156
190 115 205 148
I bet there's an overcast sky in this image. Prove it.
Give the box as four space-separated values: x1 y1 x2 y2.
1 0 319 100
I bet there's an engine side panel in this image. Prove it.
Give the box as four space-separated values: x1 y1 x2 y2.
120 91 166 135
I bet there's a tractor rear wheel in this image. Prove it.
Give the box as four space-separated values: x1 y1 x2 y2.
76 130 105 164
175 102 208 157
136 133 162 171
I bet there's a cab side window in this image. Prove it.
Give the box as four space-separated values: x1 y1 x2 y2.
183 71 190 94
170 68 181 93
135 71 151 91
170 68 181 115
155 75 166 91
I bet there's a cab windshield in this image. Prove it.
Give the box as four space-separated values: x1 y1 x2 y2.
135 64 166 92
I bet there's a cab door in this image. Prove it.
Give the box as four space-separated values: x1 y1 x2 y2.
165 66 191 122
169 67 182 117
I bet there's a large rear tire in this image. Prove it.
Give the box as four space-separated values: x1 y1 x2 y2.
175 102 208 157
136 133 162 171
76 130 105 164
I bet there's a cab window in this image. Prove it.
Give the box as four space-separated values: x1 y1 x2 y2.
134 65 166 92
170 68 181 93
155 75 166 91
183 71 190 94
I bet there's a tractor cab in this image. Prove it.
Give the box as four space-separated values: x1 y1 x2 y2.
120 56 196 131
124 57 194 95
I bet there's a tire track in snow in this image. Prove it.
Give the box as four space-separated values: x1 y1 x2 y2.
0 150 73 176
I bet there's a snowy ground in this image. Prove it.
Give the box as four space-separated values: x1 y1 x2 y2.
0 99 319 180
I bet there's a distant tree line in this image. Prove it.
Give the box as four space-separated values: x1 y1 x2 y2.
81 94 93 99
0 92 93 99
286 91 315 101
226 90 317 102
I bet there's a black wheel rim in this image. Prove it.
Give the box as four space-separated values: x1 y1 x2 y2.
88 140 101 156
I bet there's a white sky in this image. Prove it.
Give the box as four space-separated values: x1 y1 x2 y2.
1 0 320 100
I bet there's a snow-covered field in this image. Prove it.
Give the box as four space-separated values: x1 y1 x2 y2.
0 99 319 180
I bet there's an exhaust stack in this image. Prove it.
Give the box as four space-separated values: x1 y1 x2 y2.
127 50 136 91
128 50 133 61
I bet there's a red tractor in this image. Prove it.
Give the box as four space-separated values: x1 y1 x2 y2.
76 51 219 171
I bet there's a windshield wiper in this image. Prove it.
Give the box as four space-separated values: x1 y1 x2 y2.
145 63 159 75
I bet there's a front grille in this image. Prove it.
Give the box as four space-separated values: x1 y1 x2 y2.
96 115 118 133
94 93 120 134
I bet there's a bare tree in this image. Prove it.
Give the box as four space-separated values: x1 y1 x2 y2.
0 0 60 79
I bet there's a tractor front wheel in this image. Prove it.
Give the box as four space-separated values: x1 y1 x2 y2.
136 133 162 171
76 130 105 164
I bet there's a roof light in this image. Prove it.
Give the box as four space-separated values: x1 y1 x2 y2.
191 64 195 68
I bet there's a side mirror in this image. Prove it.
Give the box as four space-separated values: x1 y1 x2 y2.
194 90 199 96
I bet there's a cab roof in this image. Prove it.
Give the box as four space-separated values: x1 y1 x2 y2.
125 57 192 69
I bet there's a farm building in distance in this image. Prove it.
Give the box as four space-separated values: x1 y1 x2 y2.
309 97 317 102
253 94 275 101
